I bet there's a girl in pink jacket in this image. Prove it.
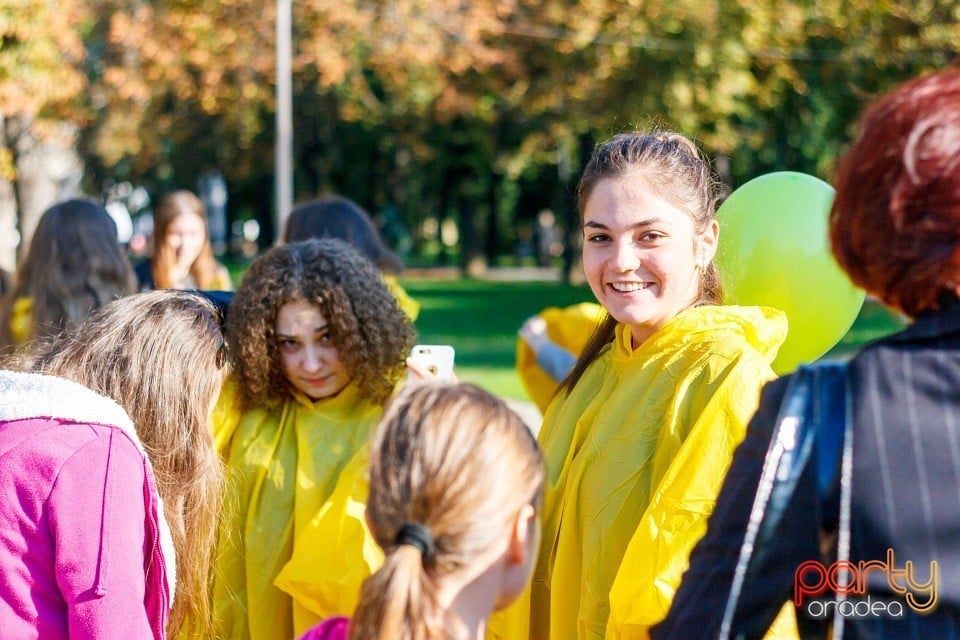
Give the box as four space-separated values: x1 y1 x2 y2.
0 290 229 639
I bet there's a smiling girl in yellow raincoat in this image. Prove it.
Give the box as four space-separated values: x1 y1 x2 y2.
210 238 415 640
515 131 797 640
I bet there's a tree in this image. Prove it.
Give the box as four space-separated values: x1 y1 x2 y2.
65 0 958 272
0 0 89 269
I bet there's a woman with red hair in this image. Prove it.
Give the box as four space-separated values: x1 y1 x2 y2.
656 66 960 638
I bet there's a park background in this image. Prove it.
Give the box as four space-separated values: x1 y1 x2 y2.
0 0 935 398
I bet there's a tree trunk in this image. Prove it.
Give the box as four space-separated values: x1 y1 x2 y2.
458 189 486 277
0 177 17 274
0 116 83 268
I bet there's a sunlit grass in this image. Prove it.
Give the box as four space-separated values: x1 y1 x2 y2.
404 278 591 400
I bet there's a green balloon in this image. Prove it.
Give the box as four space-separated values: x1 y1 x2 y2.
715 171 865 374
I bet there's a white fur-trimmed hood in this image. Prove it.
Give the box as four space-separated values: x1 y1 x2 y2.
0 369 177 602
0 370 135 430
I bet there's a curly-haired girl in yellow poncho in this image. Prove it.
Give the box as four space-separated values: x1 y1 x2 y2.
211 238 415 640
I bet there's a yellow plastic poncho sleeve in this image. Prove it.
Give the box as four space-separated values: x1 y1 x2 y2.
211 385 381 640
516 302 605 413
382 274 420 322
530 305 790 640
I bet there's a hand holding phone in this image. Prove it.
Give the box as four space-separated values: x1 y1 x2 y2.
406 345 456 383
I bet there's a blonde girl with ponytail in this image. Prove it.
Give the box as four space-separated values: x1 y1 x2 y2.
300 382 544 640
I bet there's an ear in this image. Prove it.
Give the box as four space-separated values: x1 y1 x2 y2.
697 219 719 267
506 504 537 566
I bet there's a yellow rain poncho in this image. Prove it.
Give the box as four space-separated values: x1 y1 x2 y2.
211 381 382 640
529 305 790 640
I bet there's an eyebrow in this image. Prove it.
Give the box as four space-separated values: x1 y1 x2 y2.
275 323 329 339
583 218 665 230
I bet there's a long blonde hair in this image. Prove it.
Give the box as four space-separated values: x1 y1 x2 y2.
24 290 228 638
350 382 544 640
151 190 221 289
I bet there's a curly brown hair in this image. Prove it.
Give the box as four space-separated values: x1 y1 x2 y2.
227 238 416 409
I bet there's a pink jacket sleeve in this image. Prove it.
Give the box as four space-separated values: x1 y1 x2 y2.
299 616 350 640
48 428 167 640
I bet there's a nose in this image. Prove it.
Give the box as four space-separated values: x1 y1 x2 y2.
610 241 641 271
302 345 323 373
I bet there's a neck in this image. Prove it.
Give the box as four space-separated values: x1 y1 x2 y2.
436 564 500 640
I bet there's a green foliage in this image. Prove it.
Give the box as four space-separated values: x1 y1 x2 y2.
9 0 959 264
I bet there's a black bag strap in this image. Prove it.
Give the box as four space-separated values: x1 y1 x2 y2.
719 361 851 640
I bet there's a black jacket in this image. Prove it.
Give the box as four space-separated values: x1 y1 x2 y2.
653 294 960 639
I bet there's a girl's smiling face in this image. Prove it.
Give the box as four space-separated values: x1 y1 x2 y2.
582 173 718 347
275 299 350 400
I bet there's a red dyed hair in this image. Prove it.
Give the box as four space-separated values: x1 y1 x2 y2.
830 67 960 317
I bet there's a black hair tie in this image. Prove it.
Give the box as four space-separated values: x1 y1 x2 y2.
395 522 435 561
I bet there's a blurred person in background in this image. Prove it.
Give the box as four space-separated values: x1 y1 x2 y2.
0 198 136 353
135 189 232 292
0 267 10 299
282 195 419 321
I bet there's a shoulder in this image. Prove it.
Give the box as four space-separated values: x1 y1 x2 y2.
299 616 350 640
213 262 233 290
696 306 786 356
0 418 147 496
0 417 101 463
56 422 150 490
9 296 33 343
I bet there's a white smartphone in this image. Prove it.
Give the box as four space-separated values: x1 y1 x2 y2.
407 344 456 382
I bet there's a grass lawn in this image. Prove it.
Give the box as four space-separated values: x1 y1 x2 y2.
404 278 908 401
403 279 592 399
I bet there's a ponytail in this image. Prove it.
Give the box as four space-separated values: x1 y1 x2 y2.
349 545 464 640
351 383 544 640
